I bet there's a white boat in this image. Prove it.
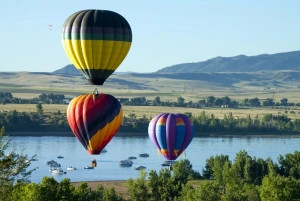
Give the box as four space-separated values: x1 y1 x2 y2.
84 166 94 169
50 167 66 174
134 166 146 170
67 166 77 171
119 159 133 167
139 153 149 157
161 160 176 166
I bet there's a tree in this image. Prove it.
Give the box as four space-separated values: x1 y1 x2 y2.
0 126 36 200
36 103 43 115
260 174 300 201
127 170 149 201
249 98 260 107
280 98 288 106
262 98 275 106
153 96 161 106
207 96 216 107
177 97 185 107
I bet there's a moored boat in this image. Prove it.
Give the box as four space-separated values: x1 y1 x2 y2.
84 166 94 169
138 153 149 157
161 160 176 166
134 165 146 170
67 166 77 171
50 167 66 174
119 159 133 167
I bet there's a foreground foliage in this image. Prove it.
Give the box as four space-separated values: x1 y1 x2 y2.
2 126 300 200
0 127 36 201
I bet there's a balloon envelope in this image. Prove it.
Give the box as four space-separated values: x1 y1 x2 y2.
148 113 194 160
62 9 132 85
67 93 123 154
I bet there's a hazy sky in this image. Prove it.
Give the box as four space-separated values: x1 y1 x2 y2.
1 0 299 73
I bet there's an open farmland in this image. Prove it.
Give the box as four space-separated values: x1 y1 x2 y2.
1 71 300 121
1 104 299 121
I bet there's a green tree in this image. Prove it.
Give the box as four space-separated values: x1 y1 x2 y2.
36 103 43 115
153 96 161 106
0 126 36 200
280 98 288 106
260 174 300 201
249 97 261 107
127 170 149 201
207 96 216 107
278 151 300 179
177 96 185 107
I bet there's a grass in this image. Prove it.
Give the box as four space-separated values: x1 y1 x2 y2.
1 71 300 121
1 104 299 121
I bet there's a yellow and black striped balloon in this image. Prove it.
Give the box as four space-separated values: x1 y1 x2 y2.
62 10 132 85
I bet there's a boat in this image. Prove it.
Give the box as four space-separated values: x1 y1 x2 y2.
67 166 77 171
57 155 64 159
161 160 176 166
49 162 61 168
119 159 133 167
128 156 137 160
50 167 66 174
134 166 146 170
84 166 94 169
139 153 149 157
46 160 58 165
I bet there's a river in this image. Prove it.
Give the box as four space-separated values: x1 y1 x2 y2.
6 135 300 183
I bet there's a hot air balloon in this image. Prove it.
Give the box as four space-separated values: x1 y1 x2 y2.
62 9 132 85
148 113 194 160
67 91 123 154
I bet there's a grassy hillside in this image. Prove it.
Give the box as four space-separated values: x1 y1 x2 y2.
0 71 300 124
1 71 300 103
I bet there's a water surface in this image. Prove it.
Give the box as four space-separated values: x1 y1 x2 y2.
7 135 299 183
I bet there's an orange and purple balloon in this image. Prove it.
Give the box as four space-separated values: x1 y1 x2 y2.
67 93 122 155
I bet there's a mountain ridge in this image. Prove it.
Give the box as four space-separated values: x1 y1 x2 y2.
156 50 300 73
53 50 300 75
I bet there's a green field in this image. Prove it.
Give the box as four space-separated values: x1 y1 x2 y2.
1 71 300 120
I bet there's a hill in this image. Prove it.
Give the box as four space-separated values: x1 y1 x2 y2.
156 50 300 73
1 50 300 103
54 50 300 75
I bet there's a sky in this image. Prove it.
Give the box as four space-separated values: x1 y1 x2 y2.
1 0 300 73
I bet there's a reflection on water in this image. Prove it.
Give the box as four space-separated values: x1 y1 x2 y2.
7 135 300 183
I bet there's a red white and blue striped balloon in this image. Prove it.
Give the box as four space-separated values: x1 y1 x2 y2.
148 113 194 160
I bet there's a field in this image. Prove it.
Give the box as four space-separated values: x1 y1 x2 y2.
1 71 300 120
1 104 299 121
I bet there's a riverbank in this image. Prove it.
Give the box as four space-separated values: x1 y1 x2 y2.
4 131 300 137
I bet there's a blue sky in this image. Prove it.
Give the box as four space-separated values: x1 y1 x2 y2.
1 0 300 73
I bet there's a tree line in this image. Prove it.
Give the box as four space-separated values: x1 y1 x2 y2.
0 92 65 104
2 127 300 200
1 92 300 134
122 96 300 108
1 108 300 134
1 92 300 108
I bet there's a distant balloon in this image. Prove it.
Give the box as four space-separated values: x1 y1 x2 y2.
62 9 132 85
67 92 123 154
148 113 194 160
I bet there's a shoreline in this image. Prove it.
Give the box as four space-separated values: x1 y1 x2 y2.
4 131 300 138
